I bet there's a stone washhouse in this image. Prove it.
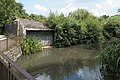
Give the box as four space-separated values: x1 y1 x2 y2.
4 18 54 46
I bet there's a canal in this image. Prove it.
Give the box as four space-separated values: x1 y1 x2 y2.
16 44 103 80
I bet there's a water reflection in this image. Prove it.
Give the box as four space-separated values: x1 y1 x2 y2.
28 59 102 80
16 45 103 80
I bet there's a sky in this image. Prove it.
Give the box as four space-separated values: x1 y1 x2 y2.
16 0 120 16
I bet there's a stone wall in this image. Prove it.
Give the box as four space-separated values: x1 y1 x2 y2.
5 45 22 61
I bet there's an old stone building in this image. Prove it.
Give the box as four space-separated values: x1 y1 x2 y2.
5 19 54 46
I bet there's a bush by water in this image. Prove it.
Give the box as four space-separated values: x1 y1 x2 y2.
21 37 43 55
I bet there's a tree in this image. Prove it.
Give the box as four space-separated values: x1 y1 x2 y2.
0 0 17 27
0 0 29 28
68 9 92 21
101 15 109 19
29 14 46 23
15 3 29 18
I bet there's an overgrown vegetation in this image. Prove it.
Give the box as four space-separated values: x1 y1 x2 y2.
45 9 114 47
100 39 120 80
21 37 43 55
45 9 120 48
103 15 120 39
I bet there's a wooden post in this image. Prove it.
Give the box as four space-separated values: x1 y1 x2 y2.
6 38 8 50
8 62 11 80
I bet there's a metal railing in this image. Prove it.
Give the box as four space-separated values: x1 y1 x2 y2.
0 51 36 80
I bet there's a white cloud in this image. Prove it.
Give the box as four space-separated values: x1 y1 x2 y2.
66 0 74 2
67 3 78 12
91 9 109 17
105 0 120 8
94 0 120 16
91 9 100 16
59 0 120 17
96 0 120 9
34 4 48 12
60 1 113 17
60 8 68 15
60 3 77 15
59 3 88 16
96 4 102 9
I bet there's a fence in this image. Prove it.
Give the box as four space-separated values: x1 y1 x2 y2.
0 51 36 80
0 35 23 51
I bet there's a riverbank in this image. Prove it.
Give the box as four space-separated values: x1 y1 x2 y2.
4 45 52 61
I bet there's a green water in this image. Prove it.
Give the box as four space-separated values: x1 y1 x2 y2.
16 45 103 80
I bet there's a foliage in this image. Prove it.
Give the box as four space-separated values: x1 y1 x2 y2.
103 15 120 39
79 17 104 44
45 12 58 29
68 9 93 21
100 39 120 80
0 0 17 27
29 14 46 23
46 13 81 47
45 9 104 47
21 37 43 55
0 0 30 28
15 3 29 19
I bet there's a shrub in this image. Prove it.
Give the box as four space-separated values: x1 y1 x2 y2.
45 9 104 48
21 37 43 55
80 18 104 44
45 10 120 48
103 15 120 39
